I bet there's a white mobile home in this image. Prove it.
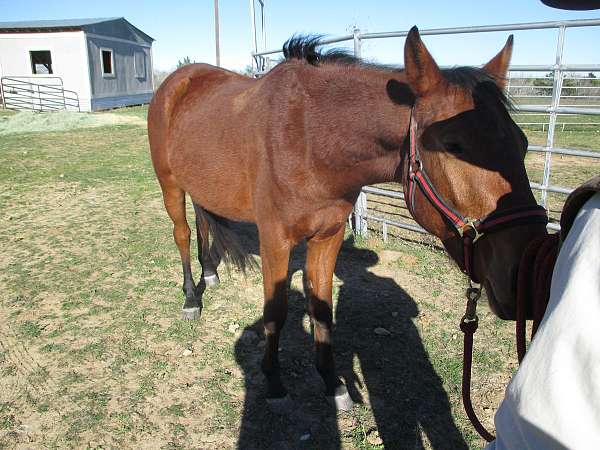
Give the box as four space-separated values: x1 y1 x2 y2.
0 17 154 111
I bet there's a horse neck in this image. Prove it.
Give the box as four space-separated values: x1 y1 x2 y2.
301 64 411 191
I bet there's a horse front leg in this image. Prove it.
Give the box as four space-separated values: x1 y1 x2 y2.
305 225 354 411
258 227 293 413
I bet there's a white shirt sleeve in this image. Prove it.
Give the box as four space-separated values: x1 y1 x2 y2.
487 192 600 450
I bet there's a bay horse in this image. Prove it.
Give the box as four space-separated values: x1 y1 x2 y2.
148 27 547 411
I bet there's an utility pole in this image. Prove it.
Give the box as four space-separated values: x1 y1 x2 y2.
214 0 221 67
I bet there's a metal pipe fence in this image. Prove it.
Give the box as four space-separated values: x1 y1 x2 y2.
251 18 600 237
1 76 80 112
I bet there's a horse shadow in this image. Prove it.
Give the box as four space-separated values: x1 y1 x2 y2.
334 239 467 449
230 225 467 449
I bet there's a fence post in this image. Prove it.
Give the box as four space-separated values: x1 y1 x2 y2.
540 25 566 209
249 0 257 74
353 28 362 58
0 79 5 110
351 28 367 235
353 191 368 236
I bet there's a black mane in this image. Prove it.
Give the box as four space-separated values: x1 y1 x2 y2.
282 35 360 66
282 35 514 110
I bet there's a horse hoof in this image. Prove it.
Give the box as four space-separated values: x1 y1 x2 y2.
266 394 293 415
327 390 354 411
203 274 220 287
181 306 201 321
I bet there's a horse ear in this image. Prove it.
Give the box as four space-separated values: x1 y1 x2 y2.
404 26 443 96
483 35 514 89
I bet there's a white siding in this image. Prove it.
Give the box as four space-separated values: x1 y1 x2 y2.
0 31 92 111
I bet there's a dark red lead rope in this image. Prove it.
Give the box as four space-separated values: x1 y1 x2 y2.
460 233 559 442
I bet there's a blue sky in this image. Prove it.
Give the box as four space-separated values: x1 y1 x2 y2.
2 0 599 71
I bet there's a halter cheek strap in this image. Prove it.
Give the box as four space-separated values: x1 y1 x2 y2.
404 107 549 282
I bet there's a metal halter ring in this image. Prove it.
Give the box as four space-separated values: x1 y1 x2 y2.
458 218 484 243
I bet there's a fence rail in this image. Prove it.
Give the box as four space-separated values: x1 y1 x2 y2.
1 76 80 112
251 17 600 237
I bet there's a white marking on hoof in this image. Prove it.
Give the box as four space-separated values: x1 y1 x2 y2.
181 307 201 321
327 390 354 411
203 274 220 287
266 394 293 414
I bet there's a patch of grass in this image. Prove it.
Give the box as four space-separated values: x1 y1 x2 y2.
170 422 187 439
17 320 42 338
111 411 134 435
62 371 85 385
131 377 157 403
36 403 50 413
109 356 127 376
0 110 132 135
1 365 17 377
345 405 383 450
40 342 65 353
163 403 185 418
28 366 49 384
70 340 108 361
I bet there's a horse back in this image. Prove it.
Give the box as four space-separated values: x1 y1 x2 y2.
148 64 259 221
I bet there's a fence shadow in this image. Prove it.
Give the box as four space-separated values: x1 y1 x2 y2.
231 227 467 449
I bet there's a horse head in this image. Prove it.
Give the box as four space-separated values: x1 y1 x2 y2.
389 27 548 319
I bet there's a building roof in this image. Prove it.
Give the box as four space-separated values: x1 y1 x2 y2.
0 17 154 44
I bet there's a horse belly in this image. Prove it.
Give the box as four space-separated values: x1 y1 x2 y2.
168 131 256 222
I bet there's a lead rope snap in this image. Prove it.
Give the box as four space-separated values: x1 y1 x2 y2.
462 282 481 326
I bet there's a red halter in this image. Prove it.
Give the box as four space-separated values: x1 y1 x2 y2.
404 107 549 283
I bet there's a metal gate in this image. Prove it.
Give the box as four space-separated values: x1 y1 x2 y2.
1 76 80 112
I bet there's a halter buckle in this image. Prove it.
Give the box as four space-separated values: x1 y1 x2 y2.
458 218 483 243
409 160 422 179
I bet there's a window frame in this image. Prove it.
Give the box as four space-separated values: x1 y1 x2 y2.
100 47 115 78
29 50 53 75
133 50 146 79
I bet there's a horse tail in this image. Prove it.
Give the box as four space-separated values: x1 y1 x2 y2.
195 207 257 274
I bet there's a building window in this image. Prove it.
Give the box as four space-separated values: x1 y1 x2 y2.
134 51 146 79
30 50 53 74
101 49 114 76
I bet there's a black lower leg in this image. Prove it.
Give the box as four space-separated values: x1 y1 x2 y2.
261 280 289 399
311 300 351 409
181 256 200 311
261 325 287 399
193 203 220 286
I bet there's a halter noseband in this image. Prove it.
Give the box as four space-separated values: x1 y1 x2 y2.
405 107 549 283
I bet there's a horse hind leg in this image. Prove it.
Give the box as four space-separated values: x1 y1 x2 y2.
193 203 220 287
161 183 201 320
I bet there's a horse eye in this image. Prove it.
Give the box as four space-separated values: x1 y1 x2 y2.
445 142 463 154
